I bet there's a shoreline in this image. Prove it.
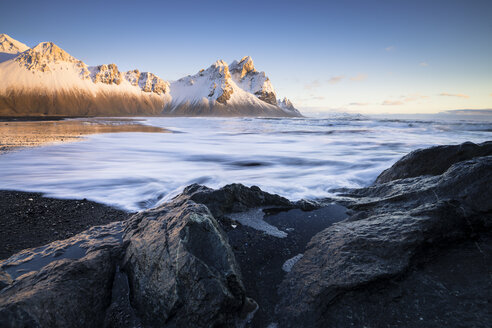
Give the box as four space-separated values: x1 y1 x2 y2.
0 117 168 154
0 190 133 260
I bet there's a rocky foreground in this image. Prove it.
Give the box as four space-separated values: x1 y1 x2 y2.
0 141 491 327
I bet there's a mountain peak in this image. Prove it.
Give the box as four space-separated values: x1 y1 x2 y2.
207 59 231 79
230 56 255 79
0 33 29 54
15 41 83 72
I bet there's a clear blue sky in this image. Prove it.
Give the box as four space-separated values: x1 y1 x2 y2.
2 0 491 113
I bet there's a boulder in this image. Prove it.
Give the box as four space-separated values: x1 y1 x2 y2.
277 155 492 327
0 222 126 328
181 183 293 218
375 141 492 183
122 195 252 328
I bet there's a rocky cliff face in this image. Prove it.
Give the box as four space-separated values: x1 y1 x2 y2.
229 56 277 105
124 70 170 95
15 42 87 74
90 63 122 85
0 35 301 117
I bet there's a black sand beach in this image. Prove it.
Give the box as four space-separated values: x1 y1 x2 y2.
0 190 132 259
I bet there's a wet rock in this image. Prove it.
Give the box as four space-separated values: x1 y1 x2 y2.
277 154 492 327
122 196 250 327
104 267 142 328
375 141 492 183
0 222 126 327
181 183 292 218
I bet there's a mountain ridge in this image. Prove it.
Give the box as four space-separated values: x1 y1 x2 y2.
0 35 301 117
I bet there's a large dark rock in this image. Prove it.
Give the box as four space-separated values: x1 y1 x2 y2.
0 222 126 328
375 141 492 183
182 183 293 218
277 155 492 327
0 184 291 328
122 194 253 328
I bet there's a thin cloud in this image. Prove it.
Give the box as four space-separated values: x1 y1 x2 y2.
385 46 395 52
489 93 492 96
348 102 369 106
440 92 469 99
382 94 428 106
350 73 367 81
327 75 344 84
382 100 404 106
419 62 429 67
304 80 321 90
402 94 428 102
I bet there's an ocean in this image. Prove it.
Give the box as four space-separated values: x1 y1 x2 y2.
1 115 490 211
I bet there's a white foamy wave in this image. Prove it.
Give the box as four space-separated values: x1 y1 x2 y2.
0 116 490 211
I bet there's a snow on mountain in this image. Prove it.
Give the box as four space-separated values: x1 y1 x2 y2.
0 35 301 117
166 58 300 117
0 33 30 63
0 38 171 116
229 56 277 105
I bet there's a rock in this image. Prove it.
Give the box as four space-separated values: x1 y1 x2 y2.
91 64 123 85
138 72 169 95
375 141 492 183
181 183 293 218
122 195 251 327
0 222 126 327
277 154 492 327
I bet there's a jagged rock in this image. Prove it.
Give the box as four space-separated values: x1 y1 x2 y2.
0 222 126 328
277 152 492 327
122 195 252 327
91 63 123 85
138 72 169 95
181 183 292 218
375 141 492 183
124 69 140 86
230 56 277 105
15 42 86 73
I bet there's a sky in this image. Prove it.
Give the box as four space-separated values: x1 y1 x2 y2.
1 0 491 114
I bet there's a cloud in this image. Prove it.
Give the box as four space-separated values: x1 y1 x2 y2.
440 92 469 99
327 75 344 84
382 94 428 106
385 46 395 52
419 61 429 67
304 80 321 90
490 93 492 96
348 102 369 106
350 73 367 81
382 100 404 106
402 94 428 102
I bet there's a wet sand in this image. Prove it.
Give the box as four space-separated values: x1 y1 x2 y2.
0 117 168 153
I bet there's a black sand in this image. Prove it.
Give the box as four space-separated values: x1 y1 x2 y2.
0 190 132 260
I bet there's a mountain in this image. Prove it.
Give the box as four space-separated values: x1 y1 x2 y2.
166 57 301 117
0 35 301 117
0 34 29 63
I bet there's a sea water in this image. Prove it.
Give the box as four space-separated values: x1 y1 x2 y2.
0 115 490 211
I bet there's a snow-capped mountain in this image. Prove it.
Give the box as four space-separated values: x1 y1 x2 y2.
0 33 29 63
0 34 301 117
166 56 300 116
